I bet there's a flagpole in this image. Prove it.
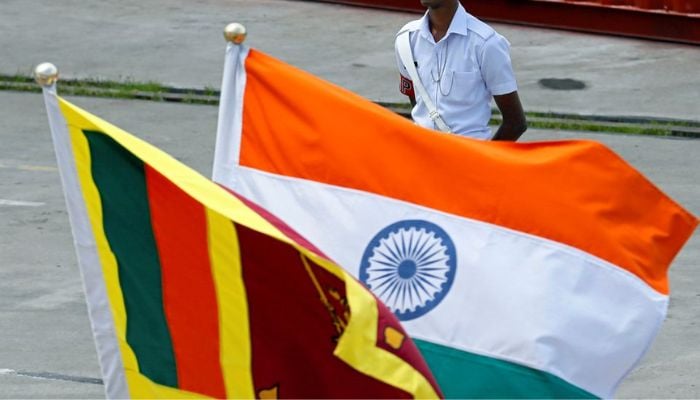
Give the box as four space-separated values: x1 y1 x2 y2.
35 64 129 399
212 23 250 183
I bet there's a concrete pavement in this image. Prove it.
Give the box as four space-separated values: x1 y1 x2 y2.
2 0 699 121
0 0 698 398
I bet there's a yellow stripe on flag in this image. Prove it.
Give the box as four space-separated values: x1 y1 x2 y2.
206 209 255 398
61 103 148 396
123 371 211 399
304 252 440 399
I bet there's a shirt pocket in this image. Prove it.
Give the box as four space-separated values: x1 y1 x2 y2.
447 70 485 106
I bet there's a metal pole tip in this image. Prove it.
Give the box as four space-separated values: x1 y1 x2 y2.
224 23 247 45
34 63 59 86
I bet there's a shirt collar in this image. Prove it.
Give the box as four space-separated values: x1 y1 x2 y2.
418 3 469 43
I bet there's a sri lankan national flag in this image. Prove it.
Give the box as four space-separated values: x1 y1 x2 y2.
41 86 442 399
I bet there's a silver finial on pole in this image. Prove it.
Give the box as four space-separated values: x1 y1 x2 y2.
224 23 247 45
34 63 59 87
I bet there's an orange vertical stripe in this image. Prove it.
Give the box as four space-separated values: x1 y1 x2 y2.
238 49 698 295
145 166 226 398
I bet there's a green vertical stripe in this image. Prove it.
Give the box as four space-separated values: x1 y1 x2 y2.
83 130 178 388
415 339 597 399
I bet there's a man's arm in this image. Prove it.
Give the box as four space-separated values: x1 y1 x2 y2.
399 74 417 107
492 91 527 141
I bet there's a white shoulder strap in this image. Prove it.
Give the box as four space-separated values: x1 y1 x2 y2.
396 31 451 133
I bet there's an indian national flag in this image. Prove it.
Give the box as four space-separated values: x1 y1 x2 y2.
212 44 698 398
40 86 441 398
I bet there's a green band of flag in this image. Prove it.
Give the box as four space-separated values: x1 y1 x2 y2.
83 130 178 388
416 340 596 399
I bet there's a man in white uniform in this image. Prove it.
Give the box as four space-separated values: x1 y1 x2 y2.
395 0 527 141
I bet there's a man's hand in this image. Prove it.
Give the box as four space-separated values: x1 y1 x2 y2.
492 91 527 141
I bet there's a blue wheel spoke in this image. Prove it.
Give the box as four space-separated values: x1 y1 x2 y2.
415 240 440 263
373 248 401 265
416 256 449 267
416 247 445 265
416 270 448 281
370 271 400 282
406 229 418 260
373 275 398 293
400 280 410 311
410 232 431 260
369 259 401 269
387 236 403 262
367 267 398 274
389 276 406 299
408 279 422 307
414 274 441 291
399 230 408 261
411 276 431 299
418 266 449 271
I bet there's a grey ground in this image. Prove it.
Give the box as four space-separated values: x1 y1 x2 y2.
0 0 698 398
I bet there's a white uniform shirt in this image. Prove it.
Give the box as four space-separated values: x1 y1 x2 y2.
395 4 518 139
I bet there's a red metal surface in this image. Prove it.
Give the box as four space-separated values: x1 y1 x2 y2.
310 0 700 45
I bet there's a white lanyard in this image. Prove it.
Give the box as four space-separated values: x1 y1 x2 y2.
397 30 452 133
